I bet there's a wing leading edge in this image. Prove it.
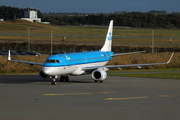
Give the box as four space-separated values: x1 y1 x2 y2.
8 50 43 66
111 51 146 57
83 53 174 71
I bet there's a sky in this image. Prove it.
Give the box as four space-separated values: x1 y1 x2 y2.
1 0 180 13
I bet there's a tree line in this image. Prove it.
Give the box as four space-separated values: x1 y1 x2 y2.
1 5 180 29
43 12 180 28
0 6 43 21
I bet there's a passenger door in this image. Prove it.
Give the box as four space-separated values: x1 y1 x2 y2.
61 55 67 69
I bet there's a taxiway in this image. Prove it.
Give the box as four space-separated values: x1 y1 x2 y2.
0 75 180 120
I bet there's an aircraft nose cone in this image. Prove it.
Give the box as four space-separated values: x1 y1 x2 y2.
42 67 53 75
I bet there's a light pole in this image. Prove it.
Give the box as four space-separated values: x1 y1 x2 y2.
51 30 53 55
27 28 30 52
152 30 154 53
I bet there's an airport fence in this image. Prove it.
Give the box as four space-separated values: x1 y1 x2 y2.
0 42 180 54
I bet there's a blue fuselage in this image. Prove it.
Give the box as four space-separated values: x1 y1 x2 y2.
42 51 113 76
43 51 113 67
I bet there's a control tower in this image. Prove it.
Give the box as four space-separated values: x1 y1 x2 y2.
21 8 41 22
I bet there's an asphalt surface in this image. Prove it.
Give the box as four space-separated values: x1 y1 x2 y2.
0 75 180 120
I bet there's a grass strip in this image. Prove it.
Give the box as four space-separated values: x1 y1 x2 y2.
108 68 180 79
108 68 180 73
0 73 38 76
109 72 180 79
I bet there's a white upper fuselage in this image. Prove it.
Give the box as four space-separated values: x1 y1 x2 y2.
42 51 113 76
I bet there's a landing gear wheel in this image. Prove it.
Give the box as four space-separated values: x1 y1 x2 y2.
51 77 56 85
99 80 103 83
94 80 98 82
51 81 56 85
60 76 64 82
65 76 69 82
60 75 69 82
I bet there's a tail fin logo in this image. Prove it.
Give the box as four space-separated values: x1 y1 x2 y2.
108 32 112 41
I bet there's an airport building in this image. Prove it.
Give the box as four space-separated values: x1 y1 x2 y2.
21 8 41 22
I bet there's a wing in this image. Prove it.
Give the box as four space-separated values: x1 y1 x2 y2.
8 50 43 66
111 51 146 57
83 53 174 71
8 60 43 66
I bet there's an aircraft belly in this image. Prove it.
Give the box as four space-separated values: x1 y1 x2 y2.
86 61 108 67
42 66 76 75
71 61 108 75
53 66 78 75
43 61 108 76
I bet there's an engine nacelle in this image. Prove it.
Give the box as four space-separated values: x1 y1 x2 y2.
39 70 50 79
92 70 107 81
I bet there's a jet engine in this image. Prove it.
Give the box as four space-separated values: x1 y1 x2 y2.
92 70 107 81
39 70 50 79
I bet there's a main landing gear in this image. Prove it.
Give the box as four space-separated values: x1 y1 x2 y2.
51 75 69 85
94 80 103 83
60 75 69 82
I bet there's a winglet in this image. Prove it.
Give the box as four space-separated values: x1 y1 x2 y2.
8 49 11 61
166 53 174 64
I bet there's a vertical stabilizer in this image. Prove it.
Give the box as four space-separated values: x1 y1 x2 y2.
101 20 113 51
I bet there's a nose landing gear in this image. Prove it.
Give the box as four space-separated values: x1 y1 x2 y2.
51 76 57 85
51 75 69 85
51 79 56 85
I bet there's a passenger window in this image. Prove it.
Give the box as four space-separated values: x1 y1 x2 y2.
45 59 56 63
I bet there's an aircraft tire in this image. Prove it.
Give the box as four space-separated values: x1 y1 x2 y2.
51 81 56 85
65 76 69 82
60 75 64 82
99 80 103 83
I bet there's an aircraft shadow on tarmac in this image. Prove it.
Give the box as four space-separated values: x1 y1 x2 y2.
0 75 94 84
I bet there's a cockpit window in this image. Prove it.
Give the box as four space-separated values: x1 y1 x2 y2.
45 59 60 63
50 60 56 63
56 60 60 63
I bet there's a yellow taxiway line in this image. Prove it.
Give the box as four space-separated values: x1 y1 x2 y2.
43 93 92 96
105 96 150 100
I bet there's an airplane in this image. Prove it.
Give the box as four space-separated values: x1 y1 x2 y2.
8 20 174 85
